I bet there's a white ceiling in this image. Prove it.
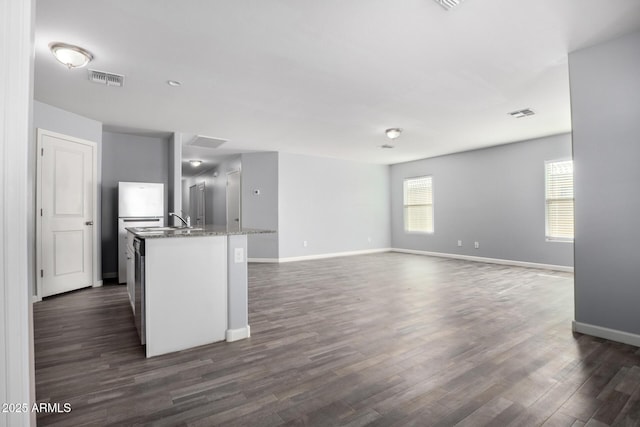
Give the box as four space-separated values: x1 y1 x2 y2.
34 1 640 165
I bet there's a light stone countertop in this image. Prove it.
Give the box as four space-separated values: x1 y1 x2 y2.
126 225 274 239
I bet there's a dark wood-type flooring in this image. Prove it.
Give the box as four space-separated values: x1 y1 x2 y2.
34 253 640 426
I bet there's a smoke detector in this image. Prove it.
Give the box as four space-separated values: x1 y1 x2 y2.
88 69 124 87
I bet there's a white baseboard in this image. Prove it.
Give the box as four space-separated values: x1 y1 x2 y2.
250 248 392 264
248 258 280 263
226 325 251 342
573 321 640 348
391 248 573 273
93 280 103 288
102 272 117 279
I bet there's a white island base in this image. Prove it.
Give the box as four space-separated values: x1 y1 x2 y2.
137 231 252 358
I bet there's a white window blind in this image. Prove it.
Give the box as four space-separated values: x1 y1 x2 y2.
403 176 433 233
545 160 574 240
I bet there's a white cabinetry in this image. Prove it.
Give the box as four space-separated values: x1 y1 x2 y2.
126 230 135 311
144 235 228 358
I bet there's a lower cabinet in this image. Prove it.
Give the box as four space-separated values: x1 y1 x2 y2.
126 244 135 312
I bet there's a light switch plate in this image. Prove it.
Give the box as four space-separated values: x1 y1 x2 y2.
234 247 244 263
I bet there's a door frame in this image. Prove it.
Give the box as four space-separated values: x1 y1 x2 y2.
35 128 99 301
226 170 241 229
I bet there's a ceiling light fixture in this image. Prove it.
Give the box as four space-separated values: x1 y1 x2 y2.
49 42 93 69
167 80 182 87
385 128 402 140
189 160 203 167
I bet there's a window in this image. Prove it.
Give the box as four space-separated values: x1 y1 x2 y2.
403 176 433 233
545 160 574 240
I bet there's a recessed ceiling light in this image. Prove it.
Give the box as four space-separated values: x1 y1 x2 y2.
49 42 93 69
167 80 182 87
189 160 202 167
385 128 402 140
508 108 535 118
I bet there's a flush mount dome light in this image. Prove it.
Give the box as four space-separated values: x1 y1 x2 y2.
49 42 93 69
385 128 402 140
189 160 203 167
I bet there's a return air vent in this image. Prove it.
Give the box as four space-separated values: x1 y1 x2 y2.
88 69 125 87
433 0 465 10
508 108 535 118
186 135 227 149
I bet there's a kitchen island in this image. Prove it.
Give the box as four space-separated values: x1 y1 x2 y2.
126 225 272 358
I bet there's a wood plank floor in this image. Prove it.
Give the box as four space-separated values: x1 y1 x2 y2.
34 253 640 426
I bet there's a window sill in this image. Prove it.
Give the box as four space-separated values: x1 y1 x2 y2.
545 238 573 243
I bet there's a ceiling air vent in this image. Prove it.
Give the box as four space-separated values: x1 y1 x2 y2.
186 135 227 149
508 108 535 118
88 69 124 87
433 0 465 10
380 144 395 149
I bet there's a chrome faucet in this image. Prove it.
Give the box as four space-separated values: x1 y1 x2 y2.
169 212 191 228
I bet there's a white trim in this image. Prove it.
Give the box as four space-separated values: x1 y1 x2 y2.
573 321 640 348
279 248 391 263
391 248 573 272
248 257 279 263
36 129 99 298
1 0 35 424
226 325 251 342
226 170 241 229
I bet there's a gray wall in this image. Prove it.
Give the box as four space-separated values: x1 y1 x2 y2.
168 133 182 225
101 131 170 276
278 153 390 258
241 152 279 259
390 133 574 267
569 31 640 335
33 101 103 291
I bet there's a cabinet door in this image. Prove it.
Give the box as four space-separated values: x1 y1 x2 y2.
126 247 135 311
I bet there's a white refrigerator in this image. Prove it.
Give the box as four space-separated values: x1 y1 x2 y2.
118 182 164 283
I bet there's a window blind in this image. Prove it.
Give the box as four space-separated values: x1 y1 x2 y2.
403 176 433 233
545 160 574 240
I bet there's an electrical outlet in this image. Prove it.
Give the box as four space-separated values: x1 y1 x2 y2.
457 240 462 247
303 240 308 247
234 247 244 263
474 241 479 249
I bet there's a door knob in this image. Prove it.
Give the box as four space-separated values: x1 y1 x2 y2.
85 221 94 226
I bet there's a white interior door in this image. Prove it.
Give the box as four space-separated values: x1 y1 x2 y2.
38 129 95 297
189 184 199 225
186 182 205 227
196 182 205 226
226 171 241 231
